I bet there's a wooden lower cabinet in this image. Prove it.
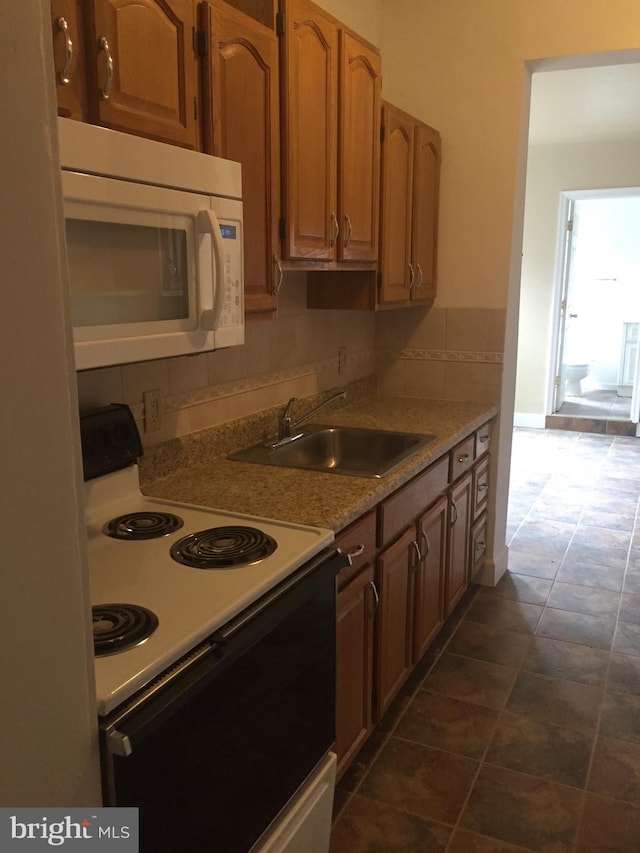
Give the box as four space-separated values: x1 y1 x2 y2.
334 418 494 779
413 495 447 661
445 471 473 615
376 527 415 718
335 562 375 779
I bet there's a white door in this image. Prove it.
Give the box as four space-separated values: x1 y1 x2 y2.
553 199 580 411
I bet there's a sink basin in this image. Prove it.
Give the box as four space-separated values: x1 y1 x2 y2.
229 424 437 478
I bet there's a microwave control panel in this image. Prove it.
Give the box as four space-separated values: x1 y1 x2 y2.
218 219 243 328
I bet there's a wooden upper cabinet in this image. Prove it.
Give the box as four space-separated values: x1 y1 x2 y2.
52 0 200 148
280 0 338 261
338 32 381 263
202 0 280 315
379 103 414 304
51 0 89 121
88 0 198 147
412 123 441 301
379 101 441 306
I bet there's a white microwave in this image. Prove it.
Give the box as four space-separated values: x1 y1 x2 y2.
57 118 244 370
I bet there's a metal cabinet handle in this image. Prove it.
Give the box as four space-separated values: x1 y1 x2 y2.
458 453 470 464
57 17 73 85
450 500 458 526
479 434 490 445
273 254 284 295
337 543 365 564
407 263 415 291
478 483 489 493
411 539 422 572
420 525 430 559
329 211 339 248
98 35 114 100
369 580 380 617
416 263 423 289
344 213 353 248
475 540 486 552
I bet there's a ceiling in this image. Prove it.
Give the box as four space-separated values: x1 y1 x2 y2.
528 63 640 145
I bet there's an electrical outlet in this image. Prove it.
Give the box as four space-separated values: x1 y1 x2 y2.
143 389 161 432
338 346 347 374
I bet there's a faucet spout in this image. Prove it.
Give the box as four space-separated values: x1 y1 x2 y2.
278 390 347 440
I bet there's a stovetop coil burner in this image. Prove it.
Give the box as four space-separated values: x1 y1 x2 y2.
93 603 159 656
103 511 184 540
170 525 277 569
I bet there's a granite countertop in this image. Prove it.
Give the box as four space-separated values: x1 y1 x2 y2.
142 396 499 533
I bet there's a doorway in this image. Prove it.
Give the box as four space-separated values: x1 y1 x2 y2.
552 191 640 426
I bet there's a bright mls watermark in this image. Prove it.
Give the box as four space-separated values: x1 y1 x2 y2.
1 809 138 850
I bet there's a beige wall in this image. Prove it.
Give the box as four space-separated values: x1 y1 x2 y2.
2 3 101 806
379 0 640 310
516 139 640 418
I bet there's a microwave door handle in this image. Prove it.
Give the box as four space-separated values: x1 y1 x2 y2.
197 209 226 330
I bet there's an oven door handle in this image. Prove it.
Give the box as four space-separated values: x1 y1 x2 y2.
102 547 347 758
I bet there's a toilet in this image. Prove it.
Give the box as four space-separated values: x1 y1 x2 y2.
564 363 590 396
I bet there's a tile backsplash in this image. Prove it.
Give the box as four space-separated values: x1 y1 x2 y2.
76 276 504 447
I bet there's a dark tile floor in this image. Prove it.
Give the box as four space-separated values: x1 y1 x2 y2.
330 427 640 852
558 389 631 420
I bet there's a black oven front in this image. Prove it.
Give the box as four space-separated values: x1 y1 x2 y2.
99 548 345 853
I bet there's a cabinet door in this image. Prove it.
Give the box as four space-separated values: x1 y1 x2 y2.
446 472 472 615
336 563 375 779
338 31 381 262
378 103 414 304
376 527 415 718
204 1 280 315
51 0 88 120
281 0 338 260
88 0 198 148
413 496 447 662
411 122 440 302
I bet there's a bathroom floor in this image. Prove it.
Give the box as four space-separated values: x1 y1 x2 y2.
557 389 631 420
330 427 640 852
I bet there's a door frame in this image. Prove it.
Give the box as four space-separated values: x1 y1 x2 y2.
548 186 640 420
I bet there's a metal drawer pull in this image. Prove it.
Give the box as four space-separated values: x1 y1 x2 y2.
408 263 415 291
99 36 114 100
475 540 486 551
330 211 340 247
273 254 284 295
369 580 380 617
57 17 73 85
450 501 458 526
337 543 365 564
458 453 470 463
478 483 489 493
479 434 490 444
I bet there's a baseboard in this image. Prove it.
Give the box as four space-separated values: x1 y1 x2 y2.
472 545 508 587
513 412 546 429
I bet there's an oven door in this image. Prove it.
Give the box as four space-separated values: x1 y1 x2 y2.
100 548 346 853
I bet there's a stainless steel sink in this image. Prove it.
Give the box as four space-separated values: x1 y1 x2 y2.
229 424 437 478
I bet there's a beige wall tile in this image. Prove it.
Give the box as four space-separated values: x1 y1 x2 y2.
486 308 507 353
375 308 407 349
445 308 491 352
405 304 446 349
403 359 445 399
77 366 123 410
443 362 488 402
168 353 209 395
121 359 169 405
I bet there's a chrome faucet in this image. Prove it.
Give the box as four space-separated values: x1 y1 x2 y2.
278 390 347 440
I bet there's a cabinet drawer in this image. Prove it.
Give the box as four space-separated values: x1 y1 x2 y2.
336 511 377 589
473 455 490 520
449 435 475 481
378 456 449 546
475 421 493 458
470 512 488 577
